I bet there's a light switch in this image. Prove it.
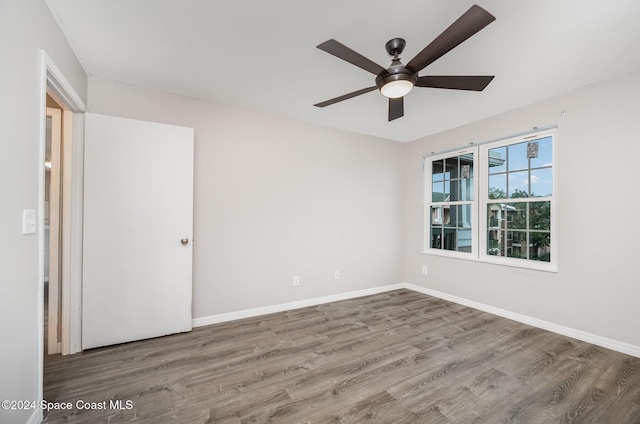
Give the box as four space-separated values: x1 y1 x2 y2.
23 209 36 235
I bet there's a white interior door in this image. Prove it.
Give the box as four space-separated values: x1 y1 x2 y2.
82 113 194 350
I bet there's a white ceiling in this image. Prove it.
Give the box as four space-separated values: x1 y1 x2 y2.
46 0 640 142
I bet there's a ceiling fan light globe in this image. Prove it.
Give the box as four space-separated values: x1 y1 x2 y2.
381 80 414 98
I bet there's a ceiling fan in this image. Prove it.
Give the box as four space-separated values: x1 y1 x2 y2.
314 4 496 121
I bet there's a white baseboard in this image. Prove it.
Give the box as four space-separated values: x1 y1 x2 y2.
403 283 640 358
192 283 405 328
192 282 640 359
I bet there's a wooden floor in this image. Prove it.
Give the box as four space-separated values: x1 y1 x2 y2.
43 289 640 423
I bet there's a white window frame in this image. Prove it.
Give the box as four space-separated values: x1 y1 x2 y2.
423 128 558 272
423 147 479 260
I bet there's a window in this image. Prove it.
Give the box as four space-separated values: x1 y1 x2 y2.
424 129 556 271
427 150 477 256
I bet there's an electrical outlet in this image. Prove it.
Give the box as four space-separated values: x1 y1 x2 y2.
292 275 300 286
422 266 428 275
334 270 340 279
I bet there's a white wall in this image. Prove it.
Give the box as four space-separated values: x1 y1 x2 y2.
404 70 640 348
87 77 406 319
0 1 87 423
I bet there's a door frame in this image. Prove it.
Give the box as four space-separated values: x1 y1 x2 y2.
46 106 62 355
37 50 86 410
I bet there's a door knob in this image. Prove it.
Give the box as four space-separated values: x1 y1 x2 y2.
181 238 189 245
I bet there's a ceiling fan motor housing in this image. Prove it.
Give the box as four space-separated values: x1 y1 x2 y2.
376 38 417 95
375 59 417 93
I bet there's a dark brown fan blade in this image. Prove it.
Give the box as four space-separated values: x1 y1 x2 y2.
388 97 404 121
406 5 495 73
317 39 387 75
416 75 494 91
314 86 377 108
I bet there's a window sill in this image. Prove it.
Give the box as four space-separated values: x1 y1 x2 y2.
422 249 558 273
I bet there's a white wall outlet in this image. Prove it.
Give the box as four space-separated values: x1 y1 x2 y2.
334 270 340 279
422 266 428 275
292 275 300 286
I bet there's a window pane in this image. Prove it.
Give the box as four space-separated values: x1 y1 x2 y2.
432 160 444 182
508 171 528 198
443 205 455 227
460 160 473 200
431 206 444 225
487 228 504 256
530 232 551 262
442 206 451 225
456 204 472 227
508 231 527 259
443 228 456 251
487 204 504 229
446 157 459 179
530 168 552 197
530 201 551 231
460 176 473 201
508 142 528 171
460 154 474 175
449 179 460 201
432 182 444 202
444 180 451 201
489 146 506 174
489 174 506 199
431 227 442 249
506 203 526 230
443 158 452 180
530 136 552 169
458 228 472 253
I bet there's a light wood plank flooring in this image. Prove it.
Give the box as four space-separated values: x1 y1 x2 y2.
44 289 640 423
